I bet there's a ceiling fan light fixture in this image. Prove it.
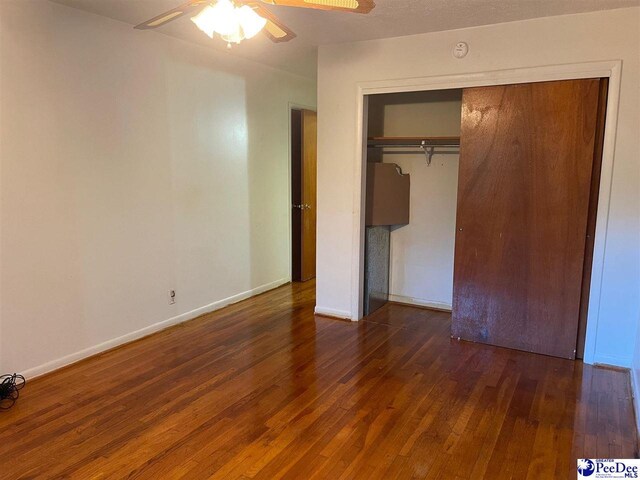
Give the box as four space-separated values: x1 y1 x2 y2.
139 0 375 42
191 0 267 44
190 4 219 38
211 0 240 37
237 6 268 39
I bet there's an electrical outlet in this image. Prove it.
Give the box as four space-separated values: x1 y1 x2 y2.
168 290 176 305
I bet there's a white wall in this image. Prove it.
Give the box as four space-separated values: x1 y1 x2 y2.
368 91 461 309
317 7 640 367
0 0 316 375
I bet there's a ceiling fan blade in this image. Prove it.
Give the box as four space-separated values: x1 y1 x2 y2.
246 3 297 42
258 0 374 14
134 1 205 30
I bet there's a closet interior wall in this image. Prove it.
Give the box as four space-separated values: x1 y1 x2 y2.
366 90 462 311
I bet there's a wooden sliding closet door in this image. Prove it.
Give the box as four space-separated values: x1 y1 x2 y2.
451 79 602 359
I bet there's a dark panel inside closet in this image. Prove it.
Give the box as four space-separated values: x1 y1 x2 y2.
364 226 390 316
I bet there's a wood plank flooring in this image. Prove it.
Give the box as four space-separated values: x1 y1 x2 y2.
0 281 636 479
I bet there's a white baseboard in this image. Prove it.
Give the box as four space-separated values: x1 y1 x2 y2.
592 352 632 369
314 306 353 321
22 278 290 379
387 294 452 312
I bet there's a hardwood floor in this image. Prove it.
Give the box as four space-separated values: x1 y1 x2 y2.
0 281 636 479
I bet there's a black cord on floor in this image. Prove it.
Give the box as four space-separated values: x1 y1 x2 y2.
0 374 25 411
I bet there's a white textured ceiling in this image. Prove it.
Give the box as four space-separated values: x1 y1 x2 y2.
51 0 639 78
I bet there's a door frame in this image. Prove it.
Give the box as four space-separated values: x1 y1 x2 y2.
350 60 623 366
288 102 317 282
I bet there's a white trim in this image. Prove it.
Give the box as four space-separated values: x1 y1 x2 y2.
582 62 622 365
351 94 369 320
22 278 290 379
351 60 623 366
315 306 353 320
387 294 452 312
592 353 632 369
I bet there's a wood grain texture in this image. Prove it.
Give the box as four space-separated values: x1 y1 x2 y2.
0 281 636 479
301 109 317 281
452 79 601 359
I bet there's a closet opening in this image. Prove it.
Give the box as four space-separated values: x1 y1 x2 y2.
361 79 608 360
363 89 462 316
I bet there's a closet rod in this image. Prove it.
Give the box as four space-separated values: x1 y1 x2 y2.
367 137 460 166
367 143 460 148
367 136 460 147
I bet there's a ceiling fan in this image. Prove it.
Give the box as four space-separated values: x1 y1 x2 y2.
135 0 376 46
